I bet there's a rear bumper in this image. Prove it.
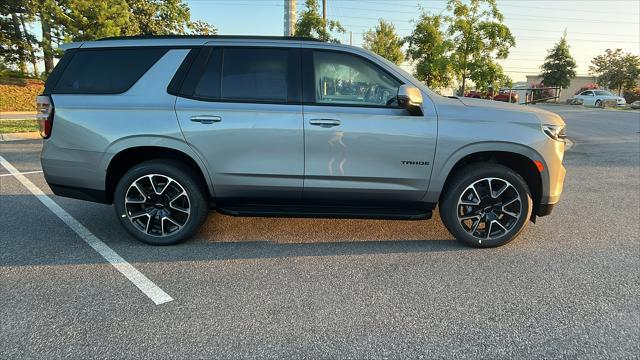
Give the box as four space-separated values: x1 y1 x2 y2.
48 183 110 204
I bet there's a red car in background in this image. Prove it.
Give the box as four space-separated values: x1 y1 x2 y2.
465 89 519 103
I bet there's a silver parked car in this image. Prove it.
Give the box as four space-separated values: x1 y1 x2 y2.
38 36 567 247
573 89 627 107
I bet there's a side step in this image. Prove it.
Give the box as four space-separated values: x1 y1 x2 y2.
216 204 432 221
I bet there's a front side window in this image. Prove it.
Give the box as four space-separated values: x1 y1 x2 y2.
581 91 594 96
313 51 401 106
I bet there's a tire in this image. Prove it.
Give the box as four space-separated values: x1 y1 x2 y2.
440 163 533 248
595 99 602 108
114 159 209 245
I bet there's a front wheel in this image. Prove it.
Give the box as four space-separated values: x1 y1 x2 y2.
595 99 602 108
114 160 209 245
440 163 533 248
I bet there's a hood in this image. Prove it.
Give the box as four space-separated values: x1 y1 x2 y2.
455 96 557 116
429 95 565 126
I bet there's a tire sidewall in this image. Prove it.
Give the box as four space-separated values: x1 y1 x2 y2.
114 160 208 245
441 164 533 248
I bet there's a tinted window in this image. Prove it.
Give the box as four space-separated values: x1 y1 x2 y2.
313 51 400 106
594 90 613 96
53 48 166 94
221 48 288 101
193 49 222 99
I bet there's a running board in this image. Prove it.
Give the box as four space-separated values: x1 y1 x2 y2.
216 204 432 221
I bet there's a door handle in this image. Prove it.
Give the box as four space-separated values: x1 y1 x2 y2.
309 119 341 127
190 115 221 124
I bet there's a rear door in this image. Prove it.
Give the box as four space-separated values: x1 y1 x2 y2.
175 45 303 203
301 49 437 205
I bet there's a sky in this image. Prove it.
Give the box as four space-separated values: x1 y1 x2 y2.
185 0 640 82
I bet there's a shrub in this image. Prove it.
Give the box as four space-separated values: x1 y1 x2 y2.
530 82 556 102
575 83 599 95
622 87 640 103
0 78 44 112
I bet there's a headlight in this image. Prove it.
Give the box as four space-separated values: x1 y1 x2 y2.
542 124 566 141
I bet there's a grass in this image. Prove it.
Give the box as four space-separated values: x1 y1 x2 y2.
0 120 39 133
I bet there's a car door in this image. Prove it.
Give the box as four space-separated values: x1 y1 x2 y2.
301 49 437 205
175 46 303 203
580 91 595 106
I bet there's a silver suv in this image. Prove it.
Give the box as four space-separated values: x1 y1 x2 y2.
38 36 566 247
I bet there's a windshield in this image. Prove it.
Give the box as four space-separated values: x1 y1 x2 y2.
594 90 613 96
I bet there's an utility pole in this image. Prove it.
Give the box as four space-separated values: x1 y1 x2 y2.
349 31 352 46
322 0 327 31
284 0 296 36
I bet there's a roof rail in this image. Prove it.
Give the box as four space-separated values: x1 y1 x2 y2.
97 35 323 42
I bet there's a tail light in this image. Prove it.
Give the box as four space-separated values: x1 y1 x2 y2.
36 95 54 139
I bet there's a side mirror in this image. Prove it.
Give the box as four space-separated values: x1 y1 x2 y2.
397 85 424 116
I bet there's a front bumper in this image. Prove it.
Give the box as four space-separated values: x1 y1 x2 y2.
537 202 557 216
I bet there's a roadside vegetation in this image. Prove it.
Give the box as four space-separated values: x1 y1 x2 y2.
0 120 39 133
1 0 638 102
0 78 43 112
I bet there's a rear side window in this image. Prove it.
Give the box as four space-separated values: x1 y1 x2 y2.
53 48 167 94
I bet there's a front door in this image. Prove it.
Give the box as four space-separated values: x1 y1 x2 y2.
302 49 437 205
175 46 303 203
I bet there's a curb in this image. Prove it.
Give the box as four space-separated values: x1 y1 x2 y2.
0 132 41 142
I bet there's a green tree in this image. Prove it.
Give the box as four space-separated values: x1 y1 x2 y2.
470 56 510 95
63 0 133 41
188 20 217 35
294 0 345 42
125 0 216 35
589 49 640 95
34 0 67 75
363 19 404 65
0 0 31 76
539 32 577 99
446 0 515 94
406 13 453 89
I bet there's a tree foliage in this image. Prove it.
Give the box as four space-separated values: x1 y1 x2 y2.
446 0 515 94
363 19 404 65
64 0 133 41
406 13 452 88
540 33 577 90
589 49 640 95
294 0 345 43
0 0 217 77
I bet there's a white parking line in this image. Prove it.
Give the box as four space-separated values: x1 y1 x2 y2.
0 155 174 305
0 170 43 177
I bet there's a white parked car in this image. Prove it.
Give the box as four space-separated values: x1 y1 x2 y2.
573 90 626 107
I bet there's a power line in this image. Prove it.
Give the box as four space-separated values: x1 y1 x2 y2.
347 28 638 44
333 0 639 17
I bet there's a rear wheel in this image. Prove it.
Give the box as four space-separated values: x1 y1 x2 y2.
114 160 209 245
440 163 533 248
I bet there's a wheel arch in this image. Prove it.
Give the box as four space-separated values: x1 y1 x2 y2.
428 142 548 218
103 140 214 204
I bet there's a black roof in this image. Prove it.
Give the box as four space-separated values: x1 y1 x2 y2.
98 35 323 42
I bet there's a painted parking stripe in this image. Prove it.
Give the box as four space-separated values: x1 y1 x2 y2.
0 170 43 177
0 155 173 305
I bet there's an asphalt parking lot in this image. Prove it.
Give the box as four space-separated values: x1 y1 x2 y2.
1 104 638 358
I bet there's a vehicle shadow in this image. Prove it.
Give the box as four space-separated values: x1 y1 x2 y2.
0 194 465 267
